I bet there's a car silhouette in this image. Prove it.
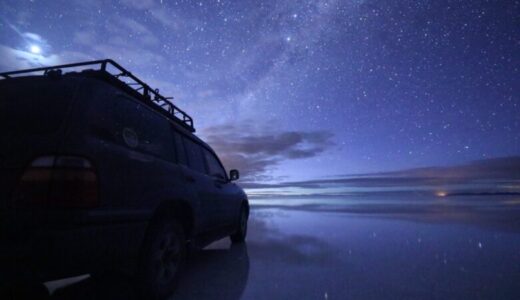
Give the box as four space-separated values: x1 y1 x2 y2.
0 60 249 299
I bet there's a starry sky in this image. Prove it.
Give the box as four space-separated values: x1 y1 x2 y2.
0 0 519 187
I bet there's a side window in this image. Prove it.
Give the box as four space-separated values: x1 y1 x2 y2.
172 130 188 165
183 137 206 173
203 149 227 180
104 93 174 161
138 107 175 161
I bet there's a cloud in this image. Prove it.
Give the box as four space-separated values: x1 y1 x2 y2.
0 45 61 71
73 31 97 46
353 156 520 180
1 14 153 71
91 44 165 67
0 44 100 73
22 32 45 43
70 16 165 68
148 7 191 30
0 21 56 70
201 122 334 180
106 16 160 47
117 0 201 31
0 20 99 72
241 156 520 194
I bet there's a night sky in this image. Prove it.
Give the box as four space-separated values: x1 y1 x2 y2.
1 0 519 185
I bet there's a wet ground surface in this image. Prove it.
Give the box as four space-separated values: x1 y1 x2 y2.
6 199 520 299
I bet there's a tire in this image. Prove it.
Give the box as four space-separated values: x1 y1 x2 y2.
136 218 186 300
230 206 248 243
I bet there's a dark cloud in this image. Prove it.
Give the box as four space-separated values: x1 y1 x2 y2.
241 156 520 190
355 156 520 180
201 123 334 180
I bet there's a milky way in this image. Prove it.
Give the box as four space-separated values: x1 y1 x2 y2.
0 0 518 182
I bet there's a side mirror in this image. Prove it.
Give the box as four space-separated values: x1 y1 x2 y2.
229 169 239 181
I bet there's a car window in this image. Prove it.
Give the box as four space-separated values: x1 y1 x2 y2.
101 93 174 161
183 137 206 173
137 104 175 160
0 78 75 135
172 129 188 165
203 149 227 180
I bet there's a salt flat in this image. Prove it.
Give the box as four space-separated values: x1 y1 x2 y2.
47 196 520 299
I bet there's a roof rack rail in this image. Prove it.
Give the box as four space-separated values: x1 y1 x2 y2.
0 59 195 132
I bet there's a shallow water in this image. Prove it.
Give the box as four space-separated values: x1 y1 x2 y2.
230 207 520 299
35 197 520 299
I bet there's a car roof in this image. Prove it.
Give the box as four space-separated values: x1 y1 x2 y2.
0 59 195 133
1 73 211 149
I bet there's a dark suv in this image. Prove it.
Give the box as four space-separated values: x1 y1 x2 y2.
0 60 249 299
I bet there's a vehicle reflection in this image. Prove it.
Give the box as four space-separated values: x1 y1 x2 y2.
174 242 249 300
3 242 250 300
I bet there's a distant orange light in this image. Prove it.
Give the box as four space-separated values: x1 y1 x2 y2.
436 191 447 197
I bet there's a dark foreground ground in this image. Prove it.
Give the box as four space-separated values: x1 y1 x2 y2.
15 195 520 299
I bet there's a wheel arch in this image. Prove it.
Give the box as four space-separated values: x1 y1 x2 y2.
151 198 195 240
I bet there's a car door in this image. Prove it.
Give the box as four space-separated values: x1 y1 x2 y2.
202 148 242 227
174 132 220 230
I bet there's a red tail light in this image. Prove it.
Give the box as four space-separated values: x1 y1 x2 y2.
14 155 98 208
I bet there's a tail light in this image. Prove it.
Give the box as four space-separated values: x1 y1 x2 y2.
14 155 98 208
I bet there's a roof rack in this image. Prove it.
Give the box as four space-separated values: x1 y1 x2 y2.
0 59 195 132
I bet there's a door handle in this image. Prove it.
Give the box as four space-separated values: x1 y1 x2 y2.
185 175 196 183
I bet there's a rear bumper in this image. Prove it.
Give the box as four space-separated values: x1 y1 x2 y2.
0 210 149 283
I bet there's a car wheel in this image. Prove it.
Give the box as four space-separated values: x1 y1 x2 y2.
230 206 248 243
136 218 186 300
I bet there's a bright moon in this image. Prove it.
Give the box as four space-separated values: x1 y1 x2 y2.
30 45 41 54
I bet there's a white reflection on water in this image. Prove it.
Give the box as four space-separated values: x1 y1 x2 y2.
249 192 520 210
240 206 520 299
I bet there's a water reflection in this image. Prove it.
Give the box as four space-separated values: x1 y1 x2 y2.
3 198 520 299
0 243 249 300
240 206 520 299
173 243 249 300
251 194 520 233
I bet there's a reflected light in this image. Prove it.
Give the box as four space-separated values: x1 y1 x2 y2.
436 191 447 197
